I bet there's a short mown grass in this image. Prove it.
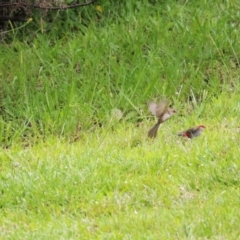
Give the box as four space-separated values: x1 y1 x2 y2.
1 0 240 239
1 93 240 239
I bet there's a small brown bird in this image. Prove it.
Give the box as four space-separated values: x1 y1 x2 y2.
177 125 206 139
148 99 176 138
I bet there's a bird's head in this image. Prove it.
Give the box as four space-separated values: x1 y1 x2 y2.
161 108 177 121
168 108 177 115
196 125 206 135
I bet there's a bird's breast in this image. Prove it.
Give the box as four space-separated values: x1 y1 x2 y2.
161 113 171 122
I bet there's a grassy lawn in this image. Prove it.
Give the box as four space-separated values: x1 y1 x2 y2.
1 0 240 239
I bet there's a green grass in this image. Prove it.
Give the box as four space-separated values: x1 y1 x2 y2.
1 99 240 238
1 0 240 238
1 92 240 239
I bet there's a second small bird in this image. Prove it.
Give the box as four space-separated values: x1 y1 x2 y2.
148 99 176 138
177 125 206 139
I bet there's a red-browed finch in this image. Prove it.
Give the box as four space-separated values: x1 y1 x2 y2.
177 125 206 139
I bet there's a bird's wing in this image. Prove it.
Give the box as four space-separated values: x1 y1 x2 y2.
148 102 157 116
183 127 199 137
155 99 169 118
178 127 197 137
185 127 197 134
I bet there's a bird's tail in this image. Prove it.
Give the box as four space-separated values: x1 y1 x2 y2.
177 132 184 136
148 123 160 138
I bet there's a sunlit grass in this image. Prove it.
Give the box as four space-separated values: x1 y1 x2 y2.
1 92 240 238
1 114 240 238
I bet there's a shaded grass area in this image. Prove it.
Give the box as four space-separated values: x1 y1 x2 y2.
1 0 240 145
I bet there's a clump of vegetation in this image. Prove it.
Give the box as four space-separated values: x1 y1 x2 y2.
0 0 98 22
